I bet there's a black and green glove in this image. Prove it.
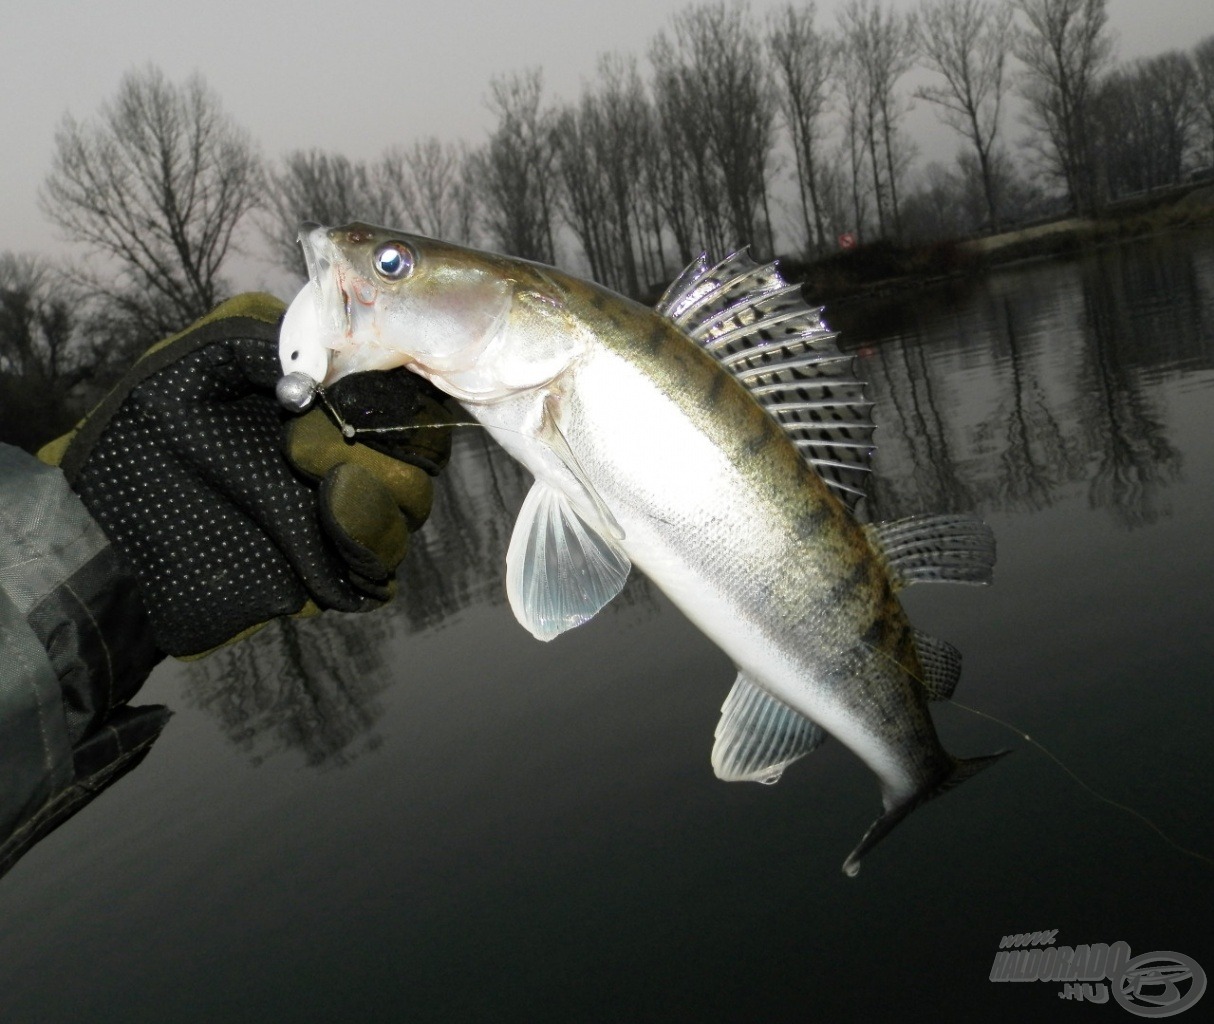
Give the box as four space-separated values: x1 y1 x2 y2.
38 292 452 657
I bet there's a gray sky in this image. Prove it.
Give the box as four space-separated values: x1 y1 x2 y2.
2 0 1211 287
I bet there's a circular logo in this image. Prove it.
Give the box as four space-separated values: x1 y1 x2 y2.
1114 951 1206 1018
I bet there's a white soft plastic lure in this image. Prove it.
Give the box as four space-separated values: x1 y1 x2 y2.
277 221 1004 875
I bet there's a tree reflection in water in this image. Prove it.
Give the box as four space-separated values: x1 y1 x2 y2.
185 613 393 768
1074 245 1184 529
838 233 1213 527
182 428 655 765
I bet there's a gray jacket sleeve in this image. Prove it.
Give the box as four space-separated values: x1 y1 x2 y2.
1 443 165 875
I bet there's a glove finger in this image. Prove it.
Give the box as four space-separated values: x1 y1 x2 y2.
325 368 454 473
319 462 410 587
365 394 453 475
287 410 436 530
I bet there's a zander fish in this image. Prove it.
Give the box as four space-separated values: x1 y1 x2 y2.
277 222 1006 875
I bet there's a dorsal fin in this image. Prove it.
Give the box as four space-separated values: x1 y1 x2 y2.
656 250 875 515
865 514 996 590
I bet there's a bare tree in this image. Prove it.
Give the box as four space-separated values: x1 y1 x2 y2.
262 141 477 280
262 150 403 278
451 155 481 247
959 147 1045 225
0 254 93 450
649 37 729 262
900 162 970 242
471 69 560 263
1013 0 1114 215
915 0 1014 230
40 66 261 350
1191 36 1214 167
1095 52 1199 198
553 56 656 295
839 0 918 241
0 255 81 383
387 137 478 243
554 100 613 283
836 55 875 241
653 2 778 255
811 158 856 247
1143 53 1201 184
768 3 837 256
596 57 659 292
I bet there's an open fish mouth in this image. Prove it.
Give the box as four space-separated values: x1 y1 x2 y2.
301 222 386 349
277 224 355 403
297 223 355 342
297 221 325 282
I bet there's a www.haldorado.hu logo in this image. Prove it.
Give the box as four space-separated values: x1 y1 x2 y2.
990 930 1206 1017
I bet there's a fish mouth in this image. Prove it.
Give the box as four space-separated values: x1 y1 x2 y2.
297 223 358 348
297 221 325 283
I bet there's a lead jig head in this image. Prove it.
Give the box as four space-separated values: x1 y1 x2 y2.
276 371 320 413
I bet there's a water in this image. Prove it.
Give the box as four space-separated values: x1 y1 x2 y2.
3 232 1213 1022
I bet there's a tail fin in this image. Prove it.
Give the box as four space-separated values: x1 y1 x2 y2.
841 750 1010 877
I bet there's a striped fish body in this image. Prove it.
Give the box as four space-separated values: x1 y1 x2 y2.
510 283 950 779
278 224 1004 873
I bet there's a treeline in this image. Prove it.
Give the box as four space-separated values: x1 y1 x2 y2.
4 0 1214 451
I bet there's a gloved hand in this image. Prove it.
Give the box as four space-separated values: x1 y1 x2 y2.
37 293 452 657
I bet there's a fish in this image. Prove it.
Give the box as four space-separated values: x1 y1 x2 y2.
277 221 1006 875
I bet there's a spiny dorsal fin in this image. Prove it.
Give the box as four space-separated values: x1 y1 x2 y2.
865 514 996 590
656 250 875 515
656 249 783 328
711 672 826 784
912 629 962 701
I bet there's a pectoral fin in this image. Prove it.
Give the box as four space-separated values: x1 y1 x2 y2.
711 673 826 784
537 394 623 541
505 481 631 641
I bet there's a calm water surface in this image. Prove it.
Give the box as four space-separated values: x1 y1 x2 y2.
3 232 1213 1022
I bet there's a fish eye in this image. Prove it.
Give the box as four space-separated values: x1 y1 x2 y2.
373 242 414 281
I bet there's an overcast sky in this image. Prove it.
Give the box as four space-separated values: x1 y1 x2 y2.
2 0 1211 289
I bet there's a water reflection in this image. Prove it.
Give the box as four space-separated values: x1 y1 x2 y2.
183 428 656 765
178 432 529 767
185 614 394 768
185 232 1214 764
860 332 982 517
839 232 1214 526
1075 251 1182 528
982 296 1084 515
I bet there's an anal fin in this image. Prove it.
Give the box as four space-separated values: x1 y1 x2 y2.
912 629 962 701
711 673 826 784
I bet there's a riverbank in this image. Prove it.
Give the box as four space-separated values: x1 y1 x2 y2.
787 181 1214 307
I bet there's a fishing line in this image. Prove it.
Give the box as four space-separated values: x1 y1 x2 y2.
943 696 1214 869
339 420 489 436
318 389 490 439
854 632 1213 868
